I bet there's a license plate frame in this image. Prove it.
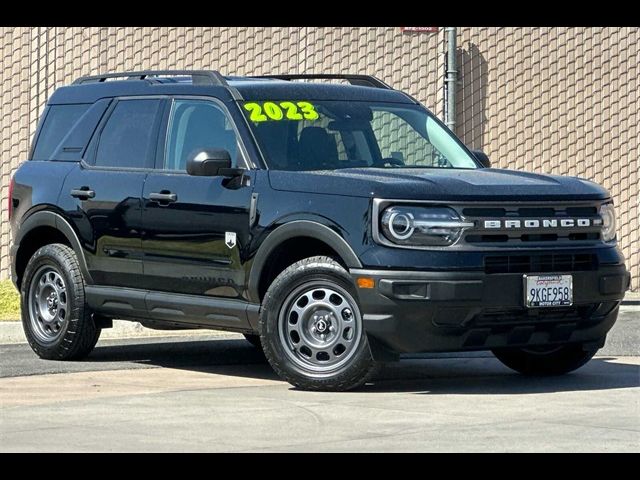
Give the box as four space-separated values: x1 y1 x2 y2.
523 274 573 308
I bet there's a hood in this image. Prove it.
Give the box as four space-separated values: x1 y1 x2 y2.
268 168 610 201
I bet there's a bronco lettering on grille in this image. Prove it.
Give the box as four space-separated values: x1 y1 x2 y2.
484 218 598 229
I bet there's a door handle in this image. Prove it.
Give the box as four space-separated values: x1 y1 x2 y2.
70 187 95 199
149 192 178 204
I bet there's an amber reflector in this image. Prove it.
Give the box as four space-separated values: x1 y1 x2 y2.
357 277 375 289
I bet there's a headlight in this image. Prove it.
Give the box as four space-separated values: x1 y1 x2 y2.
600 203 617 242
380 206 473 247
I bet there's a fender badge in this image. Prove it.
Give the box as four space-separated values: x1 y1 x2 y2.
225 232 237 249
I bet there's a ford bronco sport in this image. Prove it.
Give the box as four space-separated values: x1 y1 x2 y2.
9 70 630 391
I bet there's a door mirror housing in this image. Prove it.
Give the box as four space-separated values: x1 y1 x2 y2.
186 149 233 177
472 150 491 168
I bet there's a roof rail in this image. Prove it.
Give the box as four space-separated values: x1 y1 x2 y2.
73 70 228 86
256 74 392 89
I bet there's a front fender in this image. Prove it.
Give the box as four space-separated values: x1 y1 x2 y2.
247 220 362 303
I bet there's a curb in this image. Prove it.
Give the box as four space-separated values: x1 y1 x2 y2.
1 304 638 345
623 292 640 303
0 320 239 345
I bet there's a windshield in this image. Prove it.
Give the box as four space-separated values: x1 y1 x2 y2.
241 100 479 171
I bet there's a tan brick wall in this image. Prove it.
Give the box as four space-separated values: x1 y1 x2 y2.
0 27 637 291
456 27 639 291
1 28 33 278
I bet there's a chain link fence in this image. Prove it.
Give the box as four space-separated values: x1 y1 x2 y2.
1 27 637 291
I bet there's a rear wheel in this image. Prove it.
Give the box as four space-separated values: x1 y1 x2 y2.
492 343 599 375
21 243 101 360
260 256 377 391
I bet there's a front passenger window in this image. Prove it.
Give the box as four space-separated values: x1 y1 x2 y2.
165 100 239 171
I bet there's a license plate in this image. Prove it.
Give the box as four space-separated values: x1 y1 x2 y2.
524 274 573 308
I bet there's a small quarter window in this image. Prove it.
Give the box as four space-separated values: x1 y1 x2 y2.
32 104 89 160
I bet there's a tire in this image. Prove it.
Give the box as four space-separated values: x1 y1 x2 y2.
260 256 377 391
243 333 262 348
21 243 101 360
492 343 599 376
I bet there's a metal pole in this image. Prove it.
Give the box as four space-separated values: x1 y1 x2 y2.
445 27 457 132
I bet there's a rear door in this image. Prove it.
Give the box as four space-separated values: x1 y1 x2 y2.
139 97 255 298
60 97 165 287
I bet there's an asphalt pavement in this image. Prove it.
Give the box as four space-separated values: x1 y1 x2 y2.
1 308 638 452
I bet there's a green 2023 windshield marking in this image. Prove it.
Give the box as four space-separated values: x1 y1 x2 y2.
243 101 319 122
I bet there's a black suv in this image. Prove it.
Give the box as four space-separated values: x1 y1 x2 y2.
9 70 630 391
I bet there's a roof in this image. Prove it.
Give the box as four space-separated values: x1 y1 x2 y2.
48 72 417 105
228 78 415 103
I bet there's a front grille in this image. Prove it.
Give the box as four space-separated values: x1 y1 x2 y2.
484 253 597 274
468 232 601 244
458 202 603 247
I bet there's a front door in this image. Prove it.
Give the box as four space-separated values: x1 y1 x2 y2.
140 98 254 299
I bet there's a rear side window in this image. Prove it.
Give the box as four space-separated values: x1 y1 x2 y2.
31 104 89 160
93 99 163 169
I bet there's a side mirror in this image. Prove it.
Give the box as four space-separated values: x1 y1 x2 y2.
472 150 491 168
186 149 232 177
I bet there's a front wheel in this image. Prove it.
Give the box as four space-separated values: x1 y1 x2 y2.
260 256 377 391
492 343 599 376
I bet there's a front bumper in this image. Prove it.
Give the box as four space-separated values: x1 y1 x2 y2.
351 264 630 354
